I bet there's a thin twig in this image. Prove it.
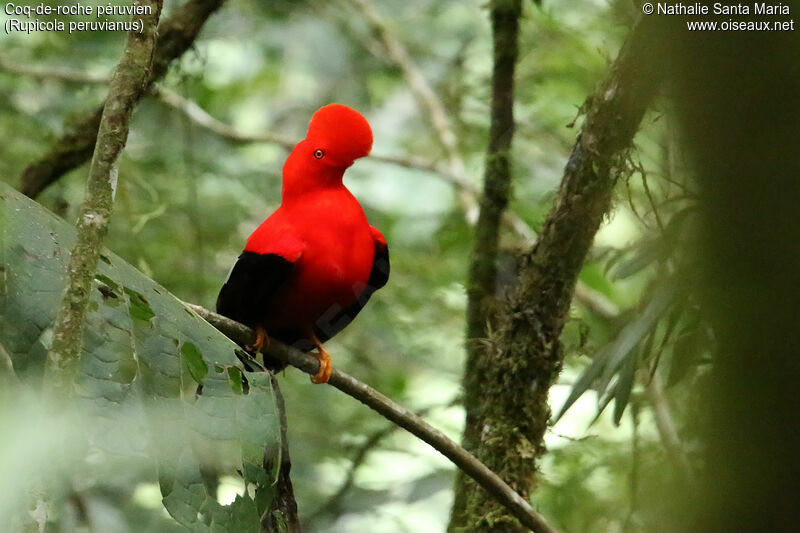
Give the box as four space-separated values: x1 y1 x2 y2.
155 86 297 149
347 0 476 222
641 169 666 235
0 59 108 84
184 303 558 533
46 0 163 394
645 374 695 484
154 86 474 187
303 404 438 528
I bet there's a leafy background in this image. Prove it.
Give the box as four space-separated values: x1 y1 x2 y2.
1 0 708 531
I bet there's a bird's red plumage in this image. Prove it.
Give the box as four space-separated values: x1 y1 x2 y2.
242 104 382 334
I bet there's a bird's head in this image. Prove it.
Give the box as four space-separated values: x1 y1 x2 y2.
281 104 373 199
305 104 373 167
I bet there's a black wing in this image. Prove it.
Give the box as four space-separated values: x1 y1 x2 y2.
314 240 390 343
216 251 296 328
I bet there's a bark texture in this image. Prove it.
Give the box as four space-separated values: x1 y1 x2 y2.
261 374 302 533
452 17 664 532
45 1 163 394
452 0 523 528
19 0 226 199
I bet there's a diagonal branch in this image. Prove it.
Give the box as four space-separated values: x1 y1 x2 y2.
184 303 558 533
154 86 297 149
18 0 227 199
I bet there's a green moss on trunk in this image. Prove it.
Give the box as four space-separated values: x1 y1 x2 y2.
46 0 164 395
452 0 523 528
452 17 664 532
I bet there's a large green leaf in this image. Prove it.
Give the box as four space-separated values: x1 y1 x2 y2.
0 182 280 531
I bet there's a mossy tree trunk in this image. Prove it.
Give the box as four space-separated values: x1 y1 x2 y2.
46 0 164 395
451 0 524 528
451 16 665 532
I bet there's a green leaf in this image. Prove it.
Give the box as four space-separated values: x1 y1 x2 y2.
557 280 678 422
666 324 708 387
610 238 665 280
124 286 156 322
181 342 209 384
598 280 678 387
554 346 613 423
612 346 638 425
0 182 280 531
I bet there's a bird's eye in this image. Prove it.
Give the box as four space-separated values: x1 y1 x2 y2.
313 149 325 160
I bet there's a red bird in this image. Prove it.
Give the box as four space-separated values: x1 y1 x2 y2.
216 104 389 384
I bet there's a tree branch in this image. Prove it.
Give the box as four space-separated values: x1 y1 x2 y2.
0 59 108 84
645 374 695 484
452 0 524 529
261 374 302 533
153 86 476 189
454 16 664 531
18 0 226 199
46 1 163 394
302 403 438 528
184 303 558 533
154 86 297 149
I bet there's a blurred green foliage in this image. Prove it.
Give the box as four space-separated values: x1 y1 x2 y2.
0 0 712 531
0 183 281 531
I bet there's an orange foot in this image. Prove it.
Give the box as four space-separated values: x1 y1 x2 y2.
246 326 270 353
309 333 332 384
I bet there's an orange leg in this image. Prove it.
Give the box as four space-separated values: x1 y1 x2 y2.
246 326 270 353
308 333 332 384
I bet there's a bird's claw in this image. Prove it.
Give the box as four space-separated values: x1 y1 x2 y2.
246 326 269 353
310 346 332 384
